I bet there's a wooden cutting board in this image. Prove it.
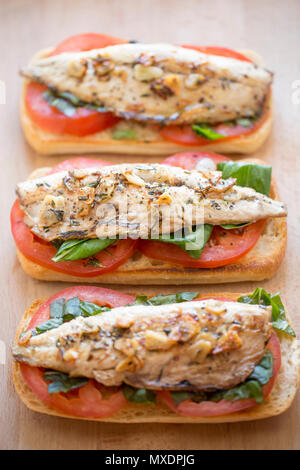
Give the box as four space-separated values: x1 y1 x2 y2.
0 0 299 450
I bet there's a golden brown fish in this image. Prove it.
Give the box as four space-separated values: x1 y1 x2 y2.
13 299 272 391
21 43 273 125
16 163 287 241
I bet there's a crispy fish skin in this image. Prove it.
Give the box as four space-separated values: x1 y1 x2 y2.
13 299 272 391
16 164 287 241
21 43 273 125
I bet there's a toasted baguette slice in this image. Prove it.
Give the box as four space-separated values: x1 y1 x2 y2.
15 158 287 285
20 48 272 156
13 292 300 423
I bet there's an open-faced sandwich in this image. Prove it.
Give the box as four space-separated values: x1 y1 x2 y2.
11 152 287 285
20 33 272 155
12 285 299 423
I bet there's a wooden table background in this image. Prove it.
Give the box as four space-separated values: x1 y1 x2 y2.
1 0 300 450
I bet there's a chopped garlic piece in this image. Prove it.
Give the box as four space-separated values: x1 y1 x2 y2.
145 330 175 350
39 195 65 227
133 64 163 81
123 171 145 187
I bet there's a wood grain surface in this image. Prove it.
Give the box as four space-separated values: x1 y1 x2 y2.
0 0 300 450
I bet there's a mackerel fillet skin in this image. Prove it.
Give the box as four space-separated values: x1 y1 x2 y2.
21 43 273 125
16 164 287 241
13 299 272 391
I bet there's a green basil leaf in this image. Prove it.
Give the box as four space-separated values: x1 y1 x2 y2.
238 288 295 337
52 238 116 262
79 301 110 317
171 391 207 407
211 379 264 404
131 291 199 306
219 222 251 230
122 385 156 404
149 291 199 306
34 318 63 334
248 350 273 385
112 129 137 140
31 297 111 335
192 124 225 141
43 90 77 117
56 91 84 106
157 224 213 260
217 161 272 196
43 370 88 394
49 298 65 318
131 295 150 305
43 89 107 115
63 296 81 321
84 104 108 112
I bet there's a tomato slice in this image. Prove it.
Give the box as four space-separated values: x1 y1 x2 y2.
161 151 229 169
159 46 269 149
138 220 265 269
49 33 127 56
147 151 264 268
20 365 128 419
20 286 134 418
157 332 281 417
49 157 111 174
28 285 136 329
11 200 137 278
26 33 127 136
25 82 120 137
158 108 269 146
11 158 137 277
181 45 252 62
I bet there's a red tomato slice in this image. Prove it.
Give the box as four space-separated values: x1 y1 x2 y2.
160 152 264 266
49 32 127 56
20 286 134 418
159 42 263 148
181 45 252 62
28 285 136 329
11 200 137 278
49 157 111 174
157 332 281 417
161 151 229 169
26 33 127 136
20 365 128 419
158 109 269 146
25 82 120 137
159 60 270 148
138 220 265 269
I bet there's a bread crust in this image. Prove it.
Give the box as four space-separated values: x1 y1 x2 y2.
12 292 300 423
20 48 272 156
14 158 287 285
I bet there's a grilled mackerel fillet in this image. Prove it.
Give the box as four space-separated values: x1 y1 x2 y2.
16 164 287 241
13 299 272 391
21 43 273 125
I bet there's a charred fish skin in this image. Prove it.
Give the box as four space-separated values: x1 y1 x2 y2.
16 164 287 242
21 43 273 125
13 299 272 392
